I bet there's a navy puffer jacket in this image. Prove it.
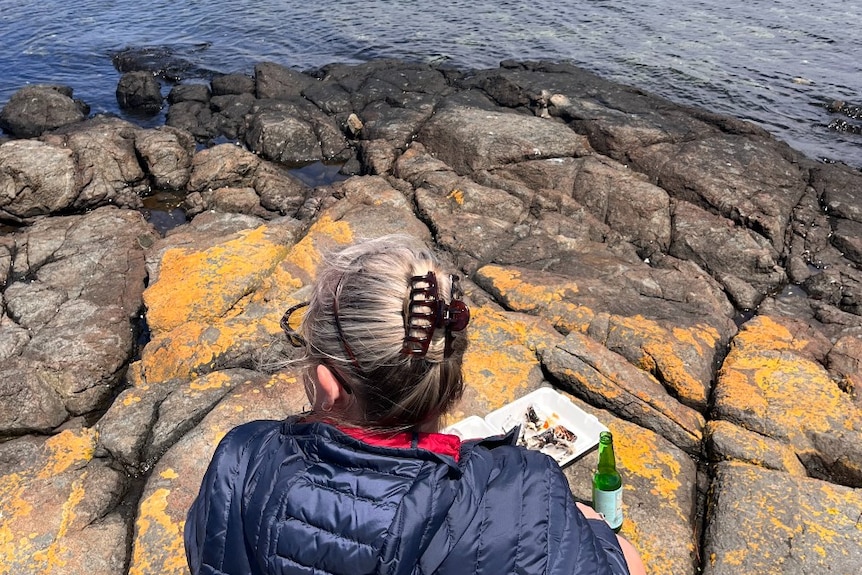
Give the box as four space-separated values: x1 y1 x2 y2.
185 418 630 575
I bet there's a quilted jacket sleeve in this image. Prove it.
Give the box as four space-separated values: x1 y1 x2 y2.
543 460 630 575
184 420 280 575
436 444 630 575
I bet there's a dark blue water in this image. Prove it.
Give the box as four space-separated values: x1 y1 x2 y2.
1 0 860 168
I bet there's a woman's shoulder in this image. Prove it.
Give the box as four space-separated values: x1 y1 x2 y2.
210 419 286 461
462 439 562 484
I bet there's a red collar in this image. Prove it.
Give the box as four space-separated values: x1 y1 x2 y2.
337 426 461 462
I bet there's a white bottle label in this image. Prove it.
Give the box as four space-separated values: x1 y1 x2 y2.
592 486 623 530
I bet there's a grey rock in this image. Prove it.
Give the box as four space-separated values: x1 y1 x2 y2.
244 98 351 163
134 126 195 190
419 106 592 175
211 73 255 96
0 139 80 222
245 111 321 163
211 92 256 139
359 139 398 176
254 161 310 216
703 462 862 575
831 218 862 265
24 300 133 415
47 116 149 209
670 200 786 310
0 323 29 361
813 163 862 223
168 83 211 104
187 143 261 192
302 80 353 115
116 71 163 113
0 207 156 427
207 186 264 215
166 99 218 140
147 368 265 461
483 154 672 257
359 101 433 148
0 85 88 138
827 335 862 403
254 61 315 99
96 371 175 468
0 357 68 434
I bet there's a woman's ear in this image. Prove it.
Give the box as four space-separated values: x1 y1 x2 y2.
315 364 346 412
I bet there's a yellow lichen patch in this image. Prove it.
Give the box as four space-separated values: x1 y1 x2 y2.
447 188 465 205
160 468 179 480
141 318 262 383
123 393 142 406
721 347 858 443
144 225 292 334
706 420 807 476
257 264 305 304
811 483 862 531
641 338 704 405
609 316 718 407
566 367 623 401
729 315 808 354
265 371 299 389
619 515 694 575
714 362 769 420
129 489 188 575
476 265 575 310
29 476 87 571
672 324 720 353
1 453 95 575
611 423 685 522
37 428 97 479
475 265 593 333
462 306 541 410
189 371 233 392
721 549 748 567
283 214 354 278
0 473 35 571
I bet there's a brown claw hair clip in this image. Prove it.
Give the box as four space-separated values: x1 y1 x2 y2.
402 272 470 358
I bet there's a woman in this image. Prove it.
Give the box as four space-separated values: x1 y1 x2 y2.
184 235 646 575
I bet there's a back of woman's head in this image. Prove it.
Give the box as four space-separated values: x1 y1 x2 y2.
296 235 469 430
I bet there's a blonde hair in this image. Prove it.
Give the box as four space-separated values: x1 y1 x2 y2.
298 235 466 430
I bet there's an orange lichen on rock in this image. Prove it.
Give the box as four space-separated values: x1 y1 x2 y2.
475 264 593 332
282 214 354 278
461 306 544 410
608 315 719 409
144 225 292 334
256 214 355 305
447 188 465 205
0 428 98 575
37 427 97 479
717 316 860 446
129 488 188 575
141 319 261 383
189 370 235 392
611 421 685 522
705 420 807 476
736 315 808 349
706 454 862 572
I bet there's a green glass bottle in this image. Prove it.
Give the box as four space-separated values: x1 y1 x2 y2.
591 431 623 532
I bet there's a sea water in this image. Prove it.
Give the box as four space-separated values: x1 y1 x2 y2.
0 0 860 168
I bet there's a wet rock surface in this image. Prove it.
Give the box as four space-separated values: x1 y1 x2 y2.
1 58 861 575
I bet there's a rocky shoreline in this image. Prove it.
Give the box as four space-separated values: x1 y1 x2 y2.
1 58 861 575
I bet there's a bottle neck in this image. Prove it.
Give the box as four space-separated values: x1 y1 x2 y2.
597 441 617 473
